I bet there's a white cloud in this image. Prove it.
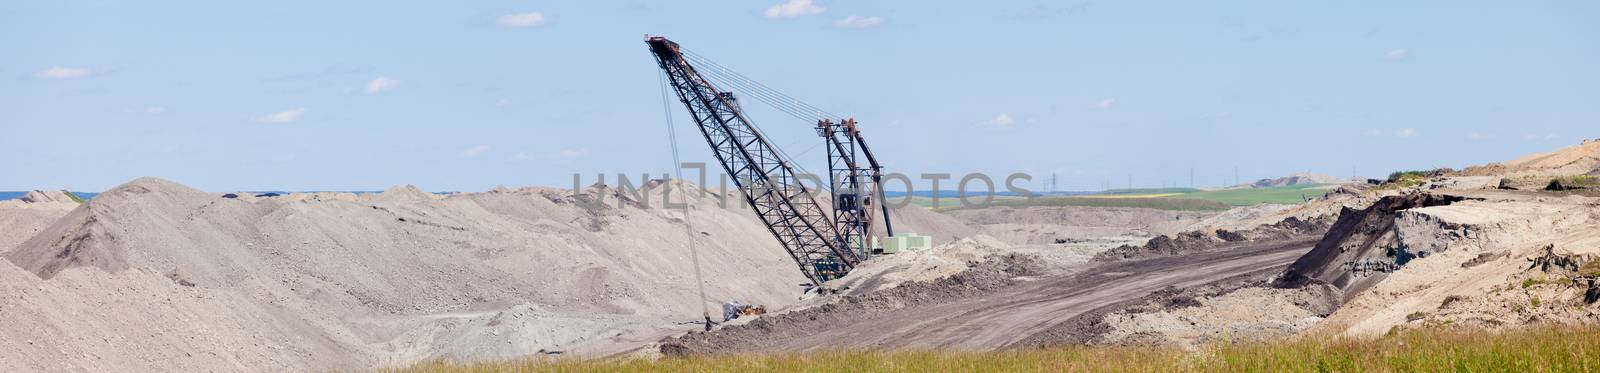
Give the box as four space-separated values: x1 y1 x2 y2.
1524 132 1562 141
497 12 547 27
1365 128 1419 138
255 108 306 124
834 15 883 28
144 106 167 115
1096 98 1116 109
977 113 1015 130
510 148 588 163
765 0 824 18
35 66 92 79
495 98 511 107
461 145 492 158
1386 48 1408 60
555 148 588 160
364 76 398 94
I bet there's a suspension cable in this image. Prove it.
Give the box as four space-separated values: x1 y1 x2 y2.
679 49 836 193
689 62 832 122
683 50 838 119
659 68 714 329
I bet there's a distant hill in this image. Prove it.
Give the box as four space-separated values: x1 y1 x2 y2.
1236 173 1345 189
0 191 98 201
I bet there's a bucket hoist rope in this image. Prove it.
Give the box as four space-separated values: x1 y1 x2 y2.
658 68 715 330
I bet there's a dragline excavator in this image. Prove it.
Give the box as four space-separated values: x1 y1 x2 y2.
647 36 899 286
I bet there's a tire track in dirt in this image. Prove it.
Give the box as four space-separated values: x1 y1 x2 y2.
725 239 1315 352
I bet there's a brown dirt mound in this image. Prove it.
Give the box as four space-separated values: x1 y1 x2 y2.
19 190 74 203
0 191 80 254
1461 139 1600 178
1241 173 1346 188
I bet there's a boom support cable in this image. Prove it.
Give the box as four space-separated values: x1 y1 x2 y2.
682 50 838 120
658 68 714 330
679 49 839 193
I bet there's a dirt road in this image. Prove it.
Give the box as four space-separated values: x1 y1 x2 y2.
764 239 1316 351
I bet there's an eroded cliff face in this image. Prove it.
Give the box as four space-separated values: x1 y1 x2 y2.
1273 193 1471 300
1307 190 1600 336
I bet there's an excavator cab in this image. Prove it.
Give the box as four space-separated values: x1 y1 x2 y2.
836 191 859 211
813 258 845 282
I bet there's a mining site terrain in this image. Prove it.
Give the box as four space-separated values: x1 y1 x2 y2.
2 139 1599 371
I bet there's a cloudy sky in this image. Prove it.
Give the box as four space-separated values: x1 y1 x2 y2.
3 1 1596 192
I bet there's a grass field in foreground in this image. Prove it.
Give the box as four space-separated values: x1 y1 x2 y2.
395 326 1598 372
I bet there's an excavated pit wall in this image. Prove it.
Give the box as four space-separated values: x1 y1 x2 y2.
1273 193 1473 301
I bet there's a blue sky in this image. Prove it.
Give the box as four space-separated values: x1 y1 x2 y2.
3 1 1596 192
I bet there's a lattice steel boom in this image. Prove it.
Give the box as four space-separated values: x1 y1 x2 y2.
647 36 862 285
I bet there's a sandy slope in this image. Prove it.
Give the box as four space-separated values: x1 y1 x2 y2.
1495 138 1600 176
1462 138 1600 179
0 193 77 254
0 177 971 371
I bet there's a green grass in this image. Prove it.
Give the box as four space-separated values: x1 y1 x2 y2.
1170 184 1330 206
1100 187 1202 195
60 189 87 204
1579 260 1600 277
1562 175 1597 185
394 326 1600 372
1549 175 1599 189
1381 170 1430 189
